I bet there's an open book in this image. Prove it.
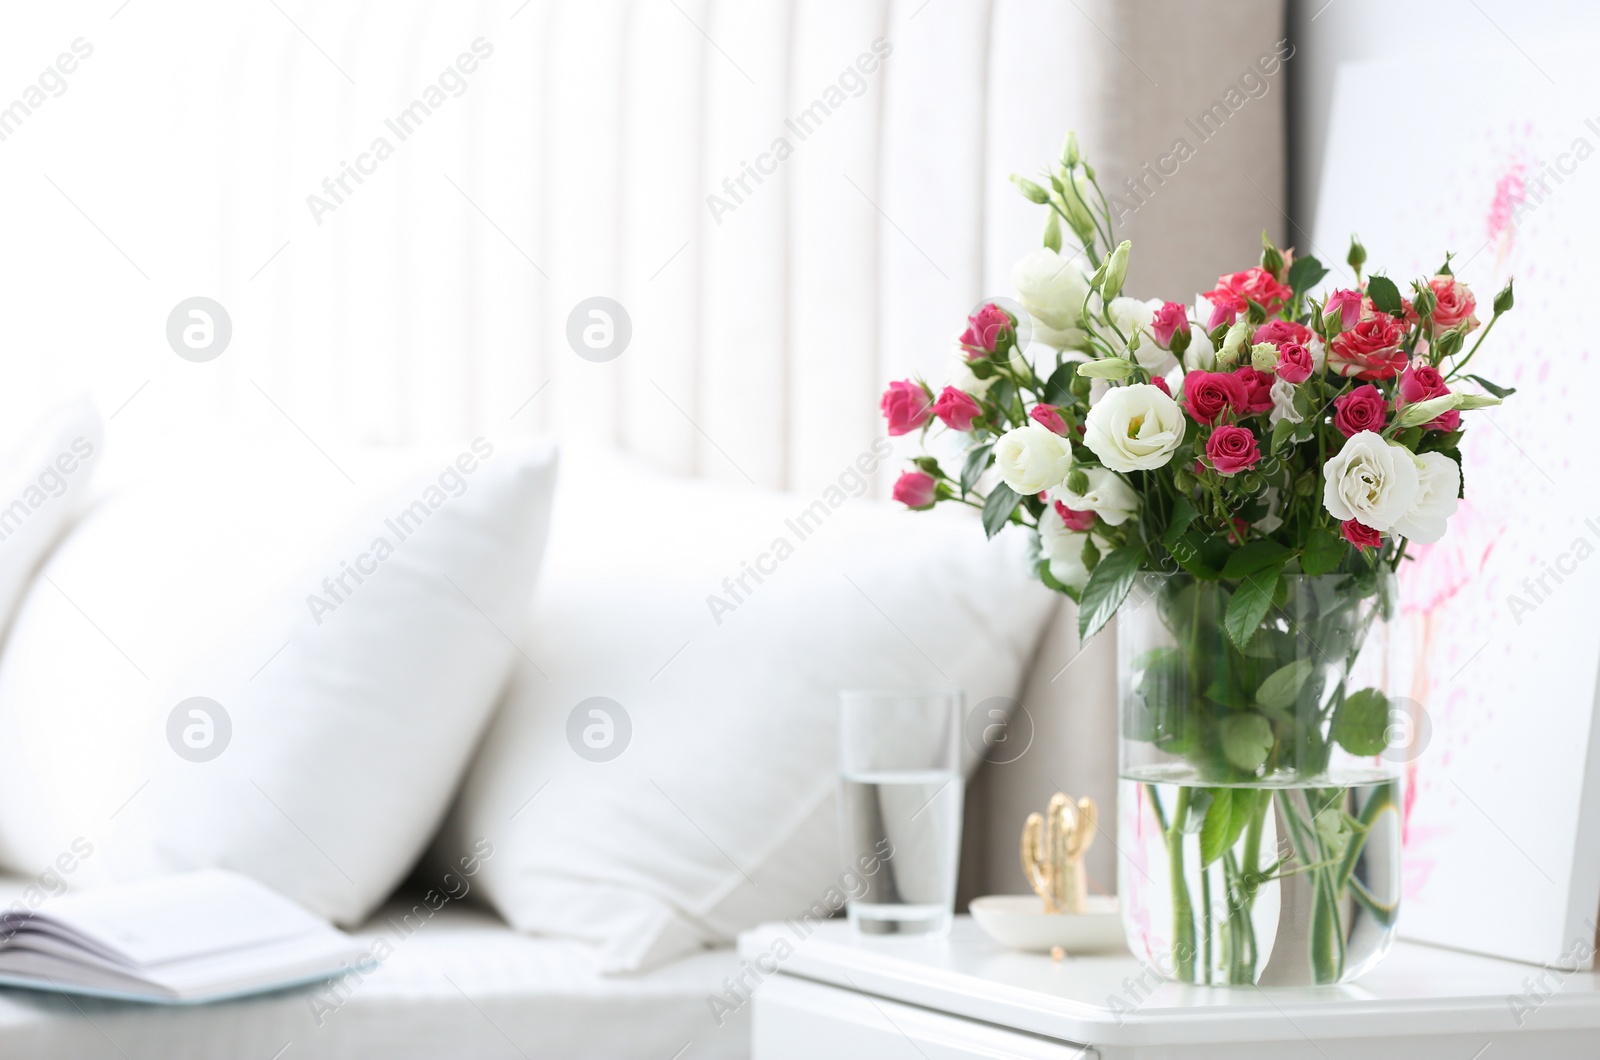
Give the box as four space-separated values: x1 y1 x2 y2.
0 869 367 1003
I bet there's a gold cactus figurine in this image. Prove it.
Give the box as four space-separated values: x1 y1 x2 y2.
1021 792 1097 914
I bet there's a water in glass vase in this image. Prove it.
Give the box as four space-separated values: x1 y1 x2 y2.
838 770 962 935
1118 766 1400 986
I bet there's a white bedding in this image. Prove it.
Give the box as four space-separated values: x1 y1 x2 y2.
0 894 748 1059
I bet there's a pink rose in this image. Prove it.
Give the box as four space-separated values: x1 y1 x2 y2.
1150 301 1190 348
880 380 933 436
1182 370 1247 424
1233 367 1275 415
1397 365 1460 432
1204 267 1294 328
1275 342 1314 384
1427 275 1480 333
1252 319 1314 348
1150 374 1171 396
1333 384 1388 437
932 386 982 431
1324 288 1363 331
1029 403 1069 436
1053 500 1097 531
1341 518 1382 550
1205 425 1261 476
959 303 1013 355
1328 315 1407 380
892 470 937 509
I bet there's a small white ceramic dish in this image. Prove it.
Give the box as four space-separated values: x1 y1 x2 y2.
968 894 1126 954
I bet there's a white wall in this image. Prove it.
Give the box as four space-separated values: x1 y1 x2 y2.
1290 0 1600 234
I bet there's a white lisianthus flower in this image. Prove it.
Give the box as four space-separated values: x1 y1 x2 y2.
1083 383 1186 472
994 421 1074 495
1106 296 1174 374
1050 466 1139 526
1186 296 1217 369
1038 505 1103 592
1321 431 1421 532
1267 377 1302 426
1012 247 1093 351
1392 451 1461 543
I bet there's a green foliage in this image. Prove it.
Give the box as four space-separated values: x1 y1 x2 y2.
981 484 1020 539
1077 544 1143 641
1287 255 1328 296
1365 274 1402 316
1221 713 1273 772
1041 362 1077 406
1465 374 1517 398
1224 567 1282 650
960 443 994 496
1332 688 1390 756
1222 540 1290 580
1255 659 1313 710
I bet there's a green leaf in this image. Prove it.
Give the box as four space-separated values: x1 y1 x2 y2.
1224 566 1282 650
1169 528 1221 580
1333 687 1390 756
1222 540 1290 580
1299 526 1347 576
1314 805 1354 862
1221 714 1274 773
1042 363 1077 406
1160 496 1199 549
990 377 1017 416
981 484 1020 539
1226 788 1260 852
1256 658 1314 710
1287 255 1328 296
1366 275 1402 316
1465 377 1516 403
1270 418 1297 455
960 443 994 496
1076 544 1144 642
1200 787 1235 867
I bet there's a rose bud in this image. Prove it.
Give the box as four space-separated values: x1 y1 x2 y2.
892 470 937 509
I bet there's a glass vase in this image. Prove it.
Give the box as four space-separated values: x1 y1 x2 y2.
1116 571 1402 986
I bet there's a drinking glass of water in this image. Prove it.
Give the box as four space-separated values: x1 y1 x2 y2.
837 689 963 936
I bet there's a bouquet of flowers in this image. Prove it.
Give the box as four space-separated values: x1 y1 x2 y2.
879 132 1516 985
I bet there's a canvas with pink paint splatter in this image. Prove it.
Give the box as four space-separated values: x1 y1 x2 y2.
1315 52 1600 968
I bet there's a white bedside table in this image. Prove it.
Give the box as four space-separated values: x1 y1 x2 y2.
738 916 1600 1059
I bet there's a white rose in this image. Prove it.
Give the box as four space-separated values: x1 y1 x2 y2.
1321 431 1421 532
1392 452 1460 544
1012 247 1093 351
1083 384 1186 472
1267 377 1302 426
994 421 1074 496
1050 467 1139 526
1038 506 1100 592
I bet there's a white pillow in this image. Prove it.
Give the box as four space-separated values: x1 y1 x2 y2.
0 397 102 645
0 438 558 925
429 451 1056 972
